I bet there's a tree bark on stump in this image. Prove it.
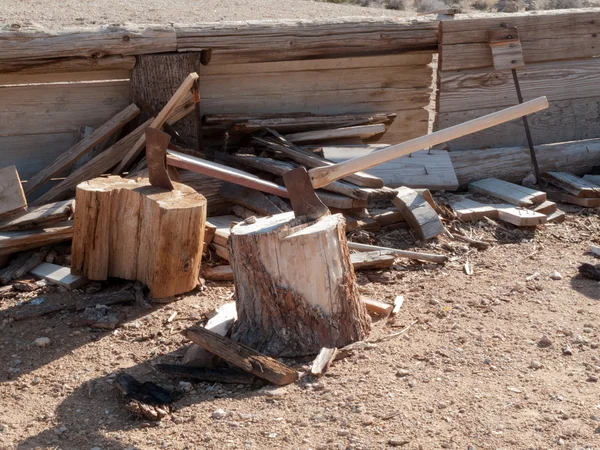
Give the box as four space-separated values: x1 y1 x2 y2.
71 176 206 298
229 212 370 357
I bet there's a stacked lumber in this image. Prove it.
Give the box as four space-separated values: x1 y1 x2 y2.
542 172 600 208
437 9 600 150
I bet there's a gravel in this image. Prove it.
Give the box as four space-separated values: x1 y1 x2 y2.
0 0 408 29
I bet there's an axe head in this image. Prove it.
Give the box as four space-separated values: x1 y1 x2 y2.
282 166 330 221
146 128 174 190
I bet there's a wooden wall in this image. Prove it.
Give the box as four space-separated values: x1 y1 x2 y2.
436 9 600 150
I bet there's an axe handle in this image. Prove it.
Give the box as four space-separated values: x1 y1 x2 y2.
308 96 549 189
166 149 290 198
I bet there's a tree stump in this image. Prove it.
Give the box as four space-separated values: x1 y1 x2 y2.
71 176 206 298
229 212 371 357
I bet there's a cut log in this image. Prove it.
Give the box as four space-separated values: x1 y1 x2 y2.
350 251 395 270
71 176 206 298
24 103 140 196
229 212 371 357
0 222 73 256
30 262 89 289
0 166 27 219
284 124 386 144
32 118 154 206
182 301 237 367
362 297 393 315
468 178 546 206
202 265 234 282
185 326 298 386
310 347 338 377
114 72 199 173
541 172 600 198
0 200 74 232
347 241 447 263
392 187 445 240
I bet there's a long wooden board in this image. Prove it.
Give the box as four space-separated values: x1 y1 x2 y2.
0 55 136 75
469 178 546 206
0 166 27 219
0 69 131 85
0 222 73 256
0 81 130 136
542 172 600 198
176 19 438 64
0 200 74 231
0 25 176 61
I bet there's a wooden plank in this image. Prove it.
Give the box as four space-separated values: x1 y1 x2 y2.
0 221 73 256
468 178 546 206
0 166 27 219
532 201 557 215
114 72 199 173
370 208 406 226
437 97 600 149
450 197 546 226
0 200 74 231
392 187 445 240
322 146 459 190
213 243 230 261
202 265 234 282
495 205 546 226
361 297 393 315
0 55 136 74
284 124 386 144
32 118 153 206
30 262 88 289
546 209 566 223
542 172 600 198
0 25 176 61
546 189 600 207
175 19 438 64
438 59 600 113
0 81 130 136
0 133 77 181
204 221 217 245
0 69 131 85
346 241 448 264
350 251 395 270
207 215 238 248
185 326 299 386
488 27 525 71
450 197 498 222
24 103 140 196
449 138 600 186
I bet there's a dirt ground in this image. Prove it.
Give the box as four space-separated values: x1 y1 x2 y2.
1 201 599 450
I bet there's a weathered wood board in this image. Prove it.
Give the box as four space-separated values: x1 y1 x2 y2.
0 166 27 219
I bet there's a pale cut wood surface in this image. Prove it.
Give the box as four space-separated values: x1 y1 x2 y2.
0 200 74 231
24 103 140 196
0 55 135 75
322 146 459 190
436 97 600 149
185 326 299 386
0 221 73 256
392 187 445 241
468 178 546 206
0 166 27 219
30 262 88 289
71 176 206 298
284 124 386 144
229 212 370 357
362 297 393 315
0 25 176 61
32 118 153 206
449 138 600 186
542 172 600 198
310 347 337 377
0 81 129 136
0 133 77 180
175 19 438 64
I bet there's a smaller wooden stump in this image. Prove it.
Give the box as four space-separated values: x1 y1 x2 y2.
72 176 206 298
229 212 371 357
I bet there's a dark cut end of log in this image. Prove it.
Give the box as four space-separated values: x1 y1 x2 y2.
229 212 371 357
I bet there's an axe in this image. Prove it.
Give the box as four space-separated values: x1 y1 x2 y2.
146 96 549 220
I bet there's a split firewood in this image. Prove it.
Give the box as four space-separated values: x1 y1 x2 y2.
351 251 395 270
310 347 338 377
156 364 256 384
12 248 49 279
185 326 298 386
361 297 393 315
0 252 33 285
202 265 234 282
393 187 445 240
0 200 74 232
347 241 447 264
391 295 404 317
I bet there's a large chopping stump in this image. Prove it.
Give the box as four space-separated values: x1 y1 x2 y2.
71 176 206 298
229 212 370 357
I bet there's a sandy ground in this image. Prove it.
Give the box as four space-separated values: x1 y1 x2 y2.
0 202 599 450
0 0 408 28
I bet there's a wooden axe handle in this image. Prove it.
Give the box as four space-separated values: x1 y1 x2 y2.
308 96 549 189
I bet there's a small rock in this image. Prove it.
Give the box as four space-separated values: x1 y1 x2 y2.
178 381 192 392
388 438 410 447
31 376 41 385
395 369 410 378
212 409 227 419
530 360 543 370
338 429 350 436
407 379 417 388
587 375 598 383
34 337 51 348
549 272 563 280
259 386 287 397
557 438 565 446
538 335 553 348
90 447 102 450
563 344 573 356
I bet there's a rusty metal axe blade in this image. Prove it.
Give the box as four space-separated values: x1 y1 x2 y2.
282 167 330 221
146 128 174 190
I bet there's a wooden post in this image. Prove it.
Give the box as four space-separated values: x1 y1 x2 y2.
71 176 206 298
229 212 370 357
